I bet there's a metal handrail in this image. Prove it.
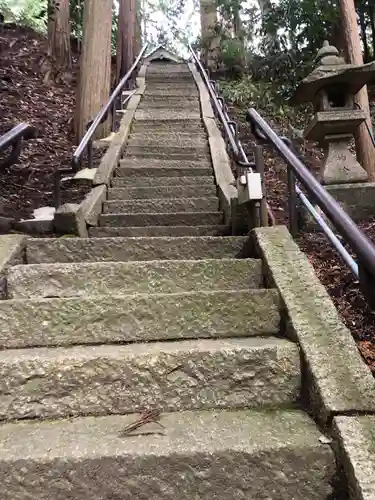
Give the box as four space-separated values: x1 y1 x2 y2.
188 45 275 225
0 123 37 168
72 43 148 172
247 107 375 306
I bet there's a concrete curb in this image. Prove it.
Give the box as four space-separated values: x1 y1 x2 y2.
251 225 375 424
93 64 146 186
80 185 107 227
0 234 25 298
188 62 237 226
333 416 375 500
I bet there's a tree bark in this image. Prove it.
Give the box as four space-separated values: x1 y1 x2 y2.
358 9 370 62
339 0 375 180
368 1 375 60
48 0 71 68
75 0 112 142
117 0 137 84
200 0 219 69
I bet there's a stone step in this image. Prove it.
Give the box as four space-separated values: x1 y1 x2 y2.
128 131 207 142
118 157 212 170
89 225 229 237
0 337 300 420
144 89 200 97
0 289 279 348
26 236 250 263
140 95 200 103
100 211 223 227
0 409 334 500
111 176 215 187
131 119 204 132
8 259 263 298
102 198 219 214
124 145 210 160
135 110 201 121
108 185 216 200
116 166 212 179
126 135 208 149
138 100 200 110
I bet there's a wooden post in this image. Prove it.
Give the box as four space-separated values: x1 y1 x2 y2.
339 0 375 181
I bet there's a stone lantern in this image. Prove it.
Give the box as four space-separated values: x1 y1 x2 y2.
291 40 375 186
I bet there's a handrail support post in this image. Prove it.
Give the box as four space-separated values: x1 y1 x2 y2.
287 166 298 236
254 145 268 227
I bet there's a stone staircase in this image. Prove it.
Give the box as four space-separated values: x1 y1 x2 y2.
0 60 336 498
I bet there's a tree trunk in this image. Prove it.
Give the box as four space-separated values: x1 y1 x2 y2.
358 9 370 62
257 0 277 53
75 0 112 142
135 0 142 55
200 0 219 69
48 0 71 68
116 0 137 83
339 0 375 180
368 1 375 60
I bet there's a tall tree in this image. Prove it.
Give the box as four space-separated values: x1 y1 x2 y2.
200 0 219 68
339 0 375 180
75 0 113 142
48 0 71 68
117 0 137 83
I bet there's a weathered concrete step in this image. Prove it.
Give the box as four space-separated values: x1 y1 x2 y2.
126 135 207 148
140 95 199 103
8 259 263 298
124 145 210 160
118 157 212 170
144 89 199 97
26 236 249 263
89 225 229 237
111 176 215 187
0 409 334 500
0 289 279 347
116 165 213 178
129 130 207 141
100 211 223 227
138 100 200 110
135 110 201 121
103 198 219 214
108 185 216 200
0 337 300 420
131 119 204 132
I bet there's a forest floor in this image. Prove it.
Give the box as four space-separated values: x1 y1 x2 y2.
0 24 90 220
229 104 375 372
1 24 375 371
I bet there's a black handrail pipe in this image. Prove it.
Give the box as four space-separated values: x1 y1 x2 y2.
0 123 37 169
247 107 375 306
72 43 148 172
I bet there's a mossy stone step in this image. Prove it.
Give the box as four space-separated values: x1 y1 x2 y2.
126 135 207 148
118 157 212 169
89 225 229 237
8 258 263 298
0 337 300 420
99 211 223 227
102 198 219 214
131 119 204 132
115 166 213 178
111 176 215 187
135 110 201 121
0 409 334 500
124 145 210 160
26 236 250 263
0 289 280 348
107 185 217 200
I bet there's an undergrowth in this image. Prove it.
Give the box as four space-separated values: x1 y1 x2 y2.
218 76 313 131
